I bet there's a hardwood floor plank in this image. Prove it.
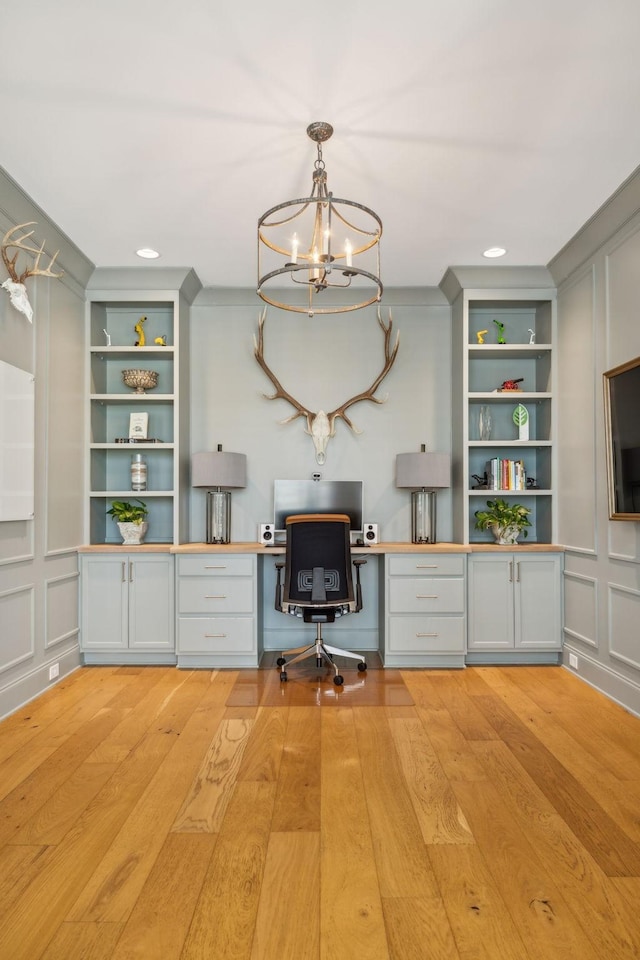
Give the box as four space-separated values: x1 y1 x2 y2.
320 708 389 960
251 832 320 960
236 705 288 782
11 761 119 845
271 706 320 832
452 778 604 960
472 692 640 876
419 672 501 741
388 716 474 844
381 897 460 960
109 833 216 960
39 921 124 960
180 780 276 960
428 845 532 960
353 706 440 898
471 739 640 958
0 843 55 918
171 717 253 833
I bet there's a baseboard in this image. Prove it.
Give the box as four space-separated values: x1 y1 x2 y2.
0 645 82 721
562 644 640 718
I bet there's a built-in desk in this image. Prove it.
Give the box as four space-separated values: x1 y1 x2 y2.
78 542 563 668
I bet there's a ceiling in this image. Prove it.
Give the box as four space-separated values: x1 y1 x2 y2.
2 0 640 289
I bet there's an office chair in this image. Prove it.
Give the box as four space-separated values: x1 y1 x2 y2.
274 513 368 686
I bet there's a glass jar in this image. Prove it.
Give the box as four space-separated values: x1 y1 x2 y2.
131 453 147 492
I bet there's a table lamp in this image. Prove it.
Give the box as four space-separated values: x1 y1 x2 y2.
192 445 247 543
396 445 451 543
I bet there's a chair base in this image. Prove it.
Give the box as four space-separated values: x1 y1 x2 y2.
277 623 367 686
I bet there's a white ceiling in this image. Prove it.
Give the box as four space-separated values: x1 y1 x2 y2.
2 0 640 289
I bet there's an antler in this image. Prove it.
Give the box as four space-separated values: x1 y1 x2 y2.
253 308 314 429
326 308 399 433
1 222 63 283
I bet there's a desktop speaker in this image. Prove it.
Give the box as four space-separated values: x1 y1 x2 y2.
363 522 379 544
258 523 275 545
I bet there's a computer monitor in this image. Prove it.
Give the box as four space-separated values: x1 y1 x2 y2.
273 479 364 533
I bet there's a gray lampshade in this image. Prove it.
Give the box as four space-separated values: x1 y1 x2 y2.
396 452 451 489
192 451 247 489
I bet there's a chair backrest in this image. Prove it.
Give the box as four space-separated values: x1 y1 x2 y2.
282 513 355 610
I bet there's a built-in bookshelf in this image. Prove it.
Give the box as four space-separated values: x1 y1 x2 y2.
444 272 557 544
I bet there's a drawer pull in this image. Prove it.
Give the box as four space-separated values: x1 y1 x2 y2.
205 595 227 600
204 565 227 569
205 633 227 638
416 564 438 569
416 632 438 637
416 594 438 599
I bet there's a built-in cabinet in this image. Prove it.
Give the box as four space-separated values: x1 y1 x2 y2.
381 552 467 667
467 551 562 661
85 270 199 545
80 551 175 663
176 553 262 668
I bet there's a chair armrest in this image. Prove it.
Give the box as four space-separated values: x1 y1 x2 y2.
275 560 285 610
352 557 367 611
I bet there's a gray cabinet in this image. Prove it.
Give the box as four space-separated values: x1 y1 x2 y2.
80 552 175 663
176 553 262 667
382 553 466 667
467 552 562 661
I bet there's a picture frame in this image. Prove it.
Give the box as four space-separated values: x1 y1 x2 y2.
129 412 149 440
603 356 640 520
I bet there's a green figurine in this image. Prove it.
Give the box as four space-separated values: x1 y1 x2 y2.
493 318 506 344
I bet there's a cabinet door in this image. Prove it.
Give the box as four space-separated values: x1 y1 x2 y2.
515 555 561 649
128 555 174 650
467 556 514 649
81 556 128 649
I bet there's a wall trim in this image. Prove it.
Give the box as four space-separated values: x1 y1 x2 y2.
562 646 640 719
563 570 598 649
0 582 35 673
608 581 640 671
0 656 82 722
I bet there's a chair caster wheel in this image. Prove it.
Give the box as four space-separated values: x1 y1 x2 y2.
276 657 286 667
333 675 344 686
358 661 367 672
280 671 288 682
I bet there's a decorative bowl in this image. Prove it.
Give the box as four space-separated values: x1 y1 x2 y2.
122 369 159 394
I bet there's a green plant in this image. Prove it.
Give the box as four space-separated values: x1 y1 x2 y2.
474 498 531 537
106 499 148 525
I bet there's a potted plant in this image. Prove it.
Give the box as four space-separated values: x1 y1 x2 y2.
474 498 531 545
106 499 149 545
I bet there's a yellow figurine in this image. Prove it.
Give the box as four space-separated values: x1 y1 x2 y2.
134 316 147 346
154 335 167 346
477 329 488 344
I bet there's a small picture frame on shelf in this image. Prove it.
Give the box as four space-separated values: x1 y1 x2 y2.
129 412 148 440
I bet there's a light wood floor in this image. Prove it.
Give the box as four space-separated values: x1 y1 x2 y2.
1 659 640 959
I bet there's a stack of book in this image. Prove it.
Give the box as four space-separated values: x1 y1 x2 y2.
486 458 526 490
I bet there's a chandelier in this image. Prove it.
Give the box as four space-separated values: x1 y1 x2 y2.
257 122 383 316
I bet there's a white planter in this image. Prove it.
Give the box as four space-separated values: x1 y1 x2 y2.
117 521 148 545
490 523 521 545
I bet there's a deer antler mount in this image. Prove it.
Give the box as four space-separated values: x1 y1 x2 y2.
254 308 399 464
1 222 63 323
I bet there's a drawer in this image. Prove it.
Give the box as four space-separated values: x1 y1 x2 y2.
178 617 255 653
388 578 464 614
388 616 465 652
177 556 254 577
388 555 465 577
178 578 254 614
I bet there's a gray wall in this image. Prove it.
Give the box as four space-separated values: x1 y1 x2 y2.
550 164 640 716
188 288 453 545
0 169 93 719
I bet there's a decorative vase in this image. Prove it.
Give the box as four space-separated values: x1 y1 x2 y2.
478 405 492 441
117 521 148 545
490 523 521 545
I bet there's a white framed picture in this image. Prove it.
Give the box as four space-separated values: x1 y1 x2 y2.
129 412 149 440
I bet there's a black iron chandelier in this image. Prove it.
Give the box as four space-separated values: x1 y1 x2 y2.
257 122 383 316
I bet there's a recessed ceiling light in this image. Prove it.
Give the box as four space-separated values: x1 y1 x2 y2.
136 248 161 260
483 247 507 259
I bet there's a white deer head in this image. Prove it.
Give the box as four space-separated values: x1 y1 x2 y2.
254 308 399 464
1 222 63 322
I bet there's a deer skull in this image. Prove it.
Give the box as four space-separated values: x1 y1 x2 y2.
254 308 399 464
1 222 63 323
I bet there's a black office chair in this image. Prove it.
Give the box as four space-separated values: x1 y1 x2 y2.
274 513 368 686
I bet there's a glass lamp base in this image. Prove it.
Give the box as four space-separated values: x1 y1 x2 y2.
206 490 231 543
411 489 438 543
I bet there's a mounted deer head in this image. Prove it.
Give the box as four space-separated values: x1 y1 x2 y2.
254 307 399 464
1 222 63 323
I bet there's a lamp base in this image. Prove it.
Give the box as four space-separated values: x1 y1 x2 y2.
411 489 438 544
206 490 231 544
